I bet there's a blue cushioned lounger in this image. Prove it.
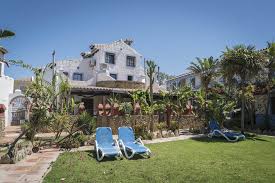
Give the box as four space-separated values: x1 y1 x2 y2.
95 127 122 161
208 120 245 142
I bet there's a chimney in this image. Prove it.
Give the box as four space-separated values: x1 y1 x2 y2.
124 39 133 46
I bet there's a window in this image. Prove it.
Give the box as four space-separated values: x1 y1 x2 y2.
19 86 26 93
73 73 83 81
127 75 133 81
110 73 117 80
126 56 136 67
190 77 196 88
105 52 115 64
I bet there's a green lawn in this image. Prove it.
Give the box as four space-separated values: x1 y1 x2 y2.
44 135 275 183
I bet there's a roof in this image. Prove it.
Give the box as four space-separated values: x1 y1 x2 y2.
166 71 195 82
15 77 34 82
81 39 141 58
71 85 162 94
0 46 8 54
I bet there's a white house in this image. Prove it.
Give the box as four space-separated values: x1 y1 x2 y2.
166 72 201 91
43 39 161 115
166 71 224 91
0 47 14 127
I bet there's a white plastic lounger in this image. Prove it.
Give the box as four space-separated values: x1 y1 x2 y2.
118 127 151 159
95 127 122 161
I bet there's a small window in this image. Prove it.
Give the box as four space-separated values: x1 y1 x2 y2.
126 56 136 67
190 77 195 88
73 73 83 81
127 75 133 81
105 52 115 64
110 73 117 80
19 86 26 92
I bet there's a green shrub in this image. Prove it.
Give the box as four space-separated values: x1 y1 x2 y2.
59 132 88 150
133 123 152 140
169 121 179 132
157 122 167 131
77 112 96 135
59 138 80 150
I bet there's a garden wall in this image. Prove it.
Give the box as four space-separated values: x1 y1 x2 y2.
0 140 33 164
171 115 204 130
96 115 159 134
0 116 4 137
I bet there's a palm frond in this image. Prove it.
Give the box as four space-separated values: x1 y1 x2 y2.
0 29 15 39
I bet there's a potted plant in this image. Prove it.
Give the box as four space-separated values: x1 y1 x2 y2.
0 104 6 116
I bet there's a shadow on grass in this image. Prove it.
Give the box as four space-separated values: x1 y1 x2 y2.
87 150 122 162
191 133 270 143
120 150 150 160
244 133 270 142
87 150 150 162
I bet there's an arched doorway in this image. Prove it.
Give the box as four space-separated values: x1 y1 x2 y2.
10 95 30 125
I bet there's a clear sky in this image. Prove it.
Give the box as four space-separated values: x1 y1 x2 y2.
1 0 275 79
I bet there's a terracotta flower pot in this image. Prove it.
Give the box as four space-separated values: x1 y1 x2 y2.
97 103 104 116
105 103 111 116
111 103 119 116
79 102 86 114
134 102 141 115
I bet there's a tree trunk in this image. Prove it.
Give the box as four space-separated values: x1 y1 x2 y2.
250 103 254 129
265 90 271 130
241 90 245 132
149 78 153 105
166 108 172 128
149 114 154 132
8 130 29 158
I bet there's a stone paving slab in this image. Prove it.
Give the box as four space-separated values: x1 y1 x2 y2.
0 148 61 183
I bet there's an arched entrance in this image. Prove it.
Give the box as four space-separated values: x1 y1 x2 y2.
10 95 30 126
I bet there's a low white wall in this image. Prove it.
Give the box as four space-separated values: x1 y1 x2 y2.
0 76 14 126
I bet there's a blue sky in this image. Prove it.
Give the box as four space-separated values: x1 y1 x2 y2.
1 0 275 79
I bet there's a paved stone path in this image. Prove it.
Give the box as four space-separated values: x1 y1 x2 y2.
0 134 203 183
0 148 61 183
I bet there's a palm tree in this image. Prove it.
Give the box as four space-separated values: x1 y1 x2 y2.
188 56 219 121
188 56 219 92
264 42 275 129
221 45 267 132
0 29 15 66
146 60 157 105
0 29 15 39
158 91 176 128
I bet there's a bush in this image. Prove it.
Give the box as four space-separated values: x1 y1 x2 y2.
169 121 179 132
156 122 167 131
77 112 96 135
59 138 80 150
59 132 88 150
133 123 152 140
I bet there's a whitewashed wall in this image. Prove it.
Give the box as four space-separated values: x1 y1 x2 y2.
92 41 145 83
0 52 14 126
43 40 146 86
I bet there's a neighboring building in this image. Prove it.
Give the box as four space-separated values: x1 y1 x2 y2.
166 72 201 91
43 39 162 115
0 47 14 127
14 77 34 94
166 71 224 91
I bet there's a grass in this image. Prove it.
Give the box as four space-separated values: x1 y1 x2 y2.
43 135 275 183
